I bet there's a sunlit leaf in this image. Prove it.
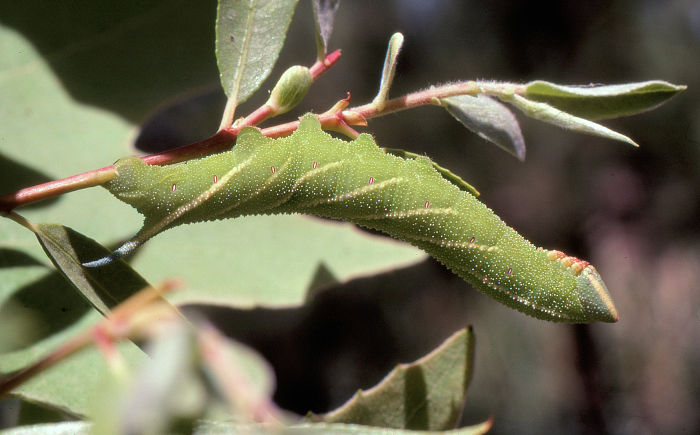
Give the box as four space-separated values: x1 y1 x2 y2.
523 80 686 120
501 93 638 147
0 0 220 123
216 0 298 105
0 311 148 418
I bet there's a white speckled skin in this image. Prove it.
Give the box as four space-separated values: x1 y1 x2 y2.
87 115 618 323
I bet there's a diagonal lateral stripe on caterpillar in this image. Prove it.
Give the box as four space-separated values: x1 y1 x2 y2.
84 114 618 323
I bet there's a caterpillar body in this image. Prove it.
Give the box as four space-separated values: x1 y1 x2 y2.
85 115 618 323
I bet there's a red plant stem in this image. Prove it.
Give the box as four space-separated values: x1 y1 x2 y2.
0 166 117 212
0 281 181 398
350 81 484 118
0 330 92 398
310 49 341 79
0 51 343 212
142 128 239 166
0 58 497 212
259 82 487 140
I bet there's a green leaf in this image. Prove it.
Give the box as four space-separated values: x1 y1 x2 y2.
0 20 425 315
312 0 341 60
33 223 151 316
0 0 220 123
523 80 686 121
309 328 475 431
0 155 59 211
133 215 426 308
0 420 494 435
14 399 72 427
0 262 91 353
441 94 526 161
0 311 148 418
500 93 638 147
0 3 218 345
216 0 298 106
372 33 404 111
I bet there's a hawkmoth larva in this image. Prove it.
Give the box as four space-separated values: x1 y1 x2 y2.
84 114 618 323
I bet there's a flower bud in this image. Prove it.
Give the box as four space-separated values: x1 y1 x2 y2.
266 66 312 115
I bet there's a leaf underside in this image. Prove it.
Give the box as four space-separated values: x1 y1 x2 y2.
34 223 151 315
313 0 341 59
216 0 299 104
441 94 526 161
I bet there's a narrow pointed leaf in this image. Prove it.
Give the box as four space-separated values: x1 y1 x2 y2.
372 33 404 111
216 0 298 104
501 93 638 146
442 94 526 161
309 328 475 431
313 0 341 60
523 80 686 120
34 223 151 315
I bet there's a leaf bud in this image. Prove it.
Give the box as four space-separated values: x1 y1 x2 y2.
266 66 312 115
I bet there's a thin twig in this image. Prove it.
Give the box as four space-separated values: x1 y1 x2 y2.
0 60 514 212
0 51 342 212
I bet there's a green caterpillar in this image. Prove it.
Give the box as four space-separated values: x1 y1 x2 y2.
85 114 618 323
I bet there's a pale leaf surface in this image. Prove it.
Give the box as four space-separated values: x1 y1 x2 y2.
216 0 298 103
523 80 686 120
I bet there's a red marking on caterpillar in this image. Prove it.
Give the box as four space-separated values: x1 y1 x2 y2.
313 161 318 169
369 177 374 185
171 184 176 192
213 175 218 183
424 200 430 208
507 268 513 275
271 166 276 174
548 250 590 274
470 237 475 244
